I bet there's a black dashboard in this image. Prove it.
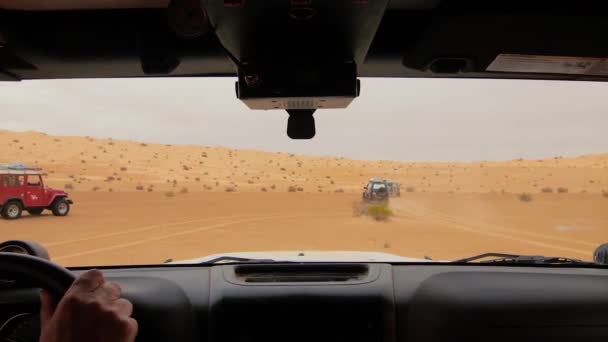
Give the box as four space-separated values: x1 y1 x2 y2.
2 263 608 342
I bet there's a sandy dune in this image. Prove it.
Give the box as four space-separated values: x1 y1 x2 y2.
1 129 607 266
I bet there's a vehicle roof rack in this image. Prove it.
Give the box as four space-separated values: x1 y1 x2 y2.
0 163 43 174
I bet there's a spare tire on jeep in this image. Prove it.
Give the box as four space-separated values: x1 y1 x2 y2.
51 198 70 216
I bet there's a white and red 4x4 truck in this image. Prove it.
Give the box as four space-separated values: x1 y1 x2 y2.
0 164 73 220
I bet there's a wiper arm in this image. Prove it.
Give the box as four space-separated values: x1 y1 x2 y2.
453 252 593 265
203 256 291 264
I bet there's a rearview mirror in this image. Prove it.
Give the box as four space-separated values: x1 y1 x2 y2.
593 243 608 264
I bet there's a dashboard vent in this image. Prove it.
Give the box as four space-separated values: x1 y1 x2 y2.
234 264 370 283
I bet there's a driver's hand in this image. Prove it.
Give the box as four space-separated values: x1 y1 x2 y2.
39 269 138 342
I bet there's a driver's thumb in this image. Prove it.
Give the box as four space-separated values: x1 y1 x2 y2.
39 289 55 327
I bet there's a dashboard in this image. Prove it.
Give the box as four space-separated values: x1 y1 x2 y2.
2 262 608 342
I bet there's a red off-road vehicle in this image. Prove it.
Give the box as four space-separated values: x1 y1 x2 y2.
0 164 73 220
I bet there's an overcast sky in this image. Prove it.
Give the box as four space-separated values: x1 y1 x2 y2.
1 77 607 161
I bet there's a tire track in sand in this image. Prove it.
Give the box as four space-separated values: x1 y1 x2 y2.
393 199 592 257
53 212 349 262
44 214 284 248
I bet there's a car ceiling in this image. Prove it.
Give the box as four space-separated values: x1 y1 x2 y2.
1 0 607 82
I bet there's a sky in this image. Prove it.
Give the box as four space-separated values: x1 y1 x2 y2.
1 77 608 162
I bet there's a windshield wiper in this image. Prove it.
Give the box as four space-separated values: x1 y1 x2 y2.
452 253 594 265
203 256 291 264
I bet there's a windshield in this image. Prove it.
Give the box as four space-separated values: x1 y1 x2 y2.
371 183 386 191
1 78 607 266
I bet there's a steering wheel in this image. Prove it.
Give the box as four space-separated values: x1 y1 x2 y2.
0 252 75 299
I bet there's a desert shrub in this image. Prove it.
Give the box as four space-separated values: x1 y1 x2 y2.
135 185 144 191
165 191 175 197
147 188 154 192
92 186 100 191
120 167 127 171
64 183 74 190
108 188 113 192
261 187 267 192
270 184 276 190
105 176 115 182
367 203 393 221
195 177 200 181
541 187 553 193
296 187 304 192
603 190 608 198
180 187 188 194
287 186 297 192
557 187 568 193
247 180 254 184
225 186 236 192
518 193 532 202
334 188 345 193
406 186 415 192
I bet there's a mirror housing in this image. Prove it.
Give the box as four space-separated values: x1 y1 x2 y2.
593 243 608 265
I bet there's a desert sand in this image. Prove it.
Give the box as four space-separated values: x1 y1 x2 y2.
1 129 607 266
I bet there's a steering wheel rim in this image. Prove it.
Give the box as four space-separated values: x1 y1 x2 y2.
0 252 75 299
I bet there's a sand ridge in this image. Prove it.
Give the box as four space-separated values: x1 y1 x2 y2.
1 129 607 266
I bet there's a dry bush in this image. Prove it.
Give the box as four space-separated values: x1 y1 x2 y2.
64 183 74 190
108 188 113 192
195 177 200 182
270 184 276 190
367 203 393 221
135 185 144 191
557 187 568 193
225 186 236 192
165 191 175 197
147 188 154 192
120 167 127 171
105 176 115 182
287 186 297 192
261 187 268 192
541 187 553 193
180 187 189 194
334 188 345 193
92 186 100 191
603 190 608 198
297 187 304 192
247 180 254 184
406 186 415 192
518 193 532 202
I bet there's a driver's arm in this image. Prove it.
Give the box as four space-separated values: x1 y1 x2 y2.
39 269 138 342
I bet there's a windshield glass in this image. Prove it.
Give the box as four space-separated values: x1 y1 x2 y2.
371 183 386 191
1 78 607 266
